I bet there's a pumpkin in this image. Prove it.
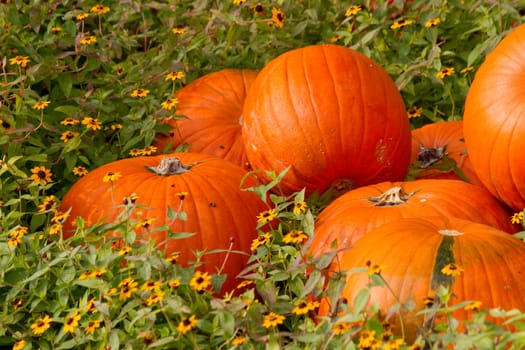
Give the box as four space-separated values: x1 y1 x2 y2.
463 23 525 211
242 44 412 196
59 153 267 292
155 69 258 168
317 216 525 341
409 121 482 186
310 179 518 261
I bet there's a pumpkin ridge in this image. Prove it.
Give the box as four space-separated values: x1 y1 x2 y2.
430 235 455 290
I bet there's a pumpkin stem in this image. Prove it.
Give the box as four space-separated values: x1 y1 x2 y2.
145 157 199 176
417 144 447 169
368 186 417 206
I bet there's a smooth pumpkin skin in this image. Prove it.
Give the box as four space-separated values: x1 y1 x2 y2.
242 44 412 195
59 153 267 292
317 216 525 341
155 69 258 168
310 179 518 259
463 23 525 210
410 121 482 186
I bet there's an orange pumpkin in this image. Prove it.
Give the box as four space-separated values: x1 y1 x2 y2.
409 121 482 186
155 69 258 168
463 23 525 210
242 44 412 196
310 179 518 261
318 216 525 341
59 153 266 292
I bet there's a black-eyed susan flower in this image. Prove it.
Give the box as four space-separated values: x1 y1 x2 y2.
345 5 362 17
256 208 277 223
31 314 52 335
161 97 179 111
136 217 156 228
103 171 121 183
168 279 181 289
48 223 62 235
250 3 265 16
233 0 247 4
367 263 387 275
131 88 150 98
189 270 212 292
12 340 25 350
129 148 143 157
60 117 80 126
79 35 97 45
391 18 413 29
73 166 88 176
441 263 464 277
424 18 441 28
460 66 474 74
271 7 285 28
13 298 24 310
141 145 157 156
176 191 188 200
60 130 80 143
38 195 57 212
119 278 138 300
85 319 101 335
293 201 307 214
9 55 30 68
282 230 308 244
84 298 98 313
31 166 53 185
76 13 89 21
250 233 272 251
81 116 102 130
358 330 380 349
384 338 405 350
139 331 155 345
8 226 27 247
165 71 185 81
407 106 423 119
141 280 162 291
51 26 62 34
166 254 180 264
90 4 110 15
330 34 342 43
512 211 524 224
332 322 351 335
464 300 482 311
79 270 96 280
262 312 285 328
171 26 186 35
436 67 455 79
145 290 165 306
232 336 247 345
32 101 50 110
235 280 254 290
423 296 435 307
63 310 81 333
177 315 197 334
118 246 132 256
292 300 320 315
111 123 122 131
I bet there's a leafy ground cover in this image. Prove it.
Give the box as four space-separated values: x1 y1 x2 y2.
1 1 525 349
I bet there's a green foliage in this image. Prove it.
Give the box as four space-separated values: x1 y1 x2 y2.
1 0 525 349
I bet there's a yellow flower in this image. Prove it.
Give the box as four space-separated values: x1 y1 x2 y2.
38 195 57 212
168 279 181 289
330 34 342 43
358 330 380 349
79 35 97 45
407 106 423 119
139 331 155 345
9 55 30 68
161 97 179 111
235 280 254 290
76 13 89 21
423 296 435 308
171 26 186 35
60 117 80 126
367 263 387 276
31 314 52 335
176 191 188 200
166 253 180 264
271 7 285 28
345 5 362 17
436 67 455 79
332 322 350 335
8 228 24 247
190 271 212 292
103 171 121 183
460 66 475 74
293 201 307 214
384 338 405 350
73 166 89 176
129 148 143 157
81 116 102 130
141 280 162 291
31 166 53 185
119 278 138 300
84 298 98 313
90 4 110 15
250 3 265 16
32 101 50 110
60 130 80 143
262 312 285 328
177 315 197 334
51 26 62 34
424 18 441 28
256 208 277 223
441 263 464 277
250 233 272 251
111 123 122 130
391 18 413 29
118 246 132 255
233 0 247 4
49 223 62 235
292 300 320 315
145 290 165 306
52 210 68 223
464 300 483 311
136 217 156 228
282 230 308 244
13 298 24 310
165 71 185 81
13 340 25 350
141 145 157 155
63 310 81 333
512 211 524 224
85 319 101 334
131 88 150 98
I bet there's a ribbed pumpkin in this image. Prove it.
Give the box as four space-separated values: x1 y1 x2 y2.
410 121 482 186
242 44 412 196
310 179 517 259
155 69 258 168
318 216 525 341
463 23 525 211
59 153 266 292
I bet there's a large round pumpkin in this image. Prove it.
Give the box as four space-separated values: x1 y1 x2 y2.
242 44 412 195
155 69 258 168
463 23 525 211
318 216 525 341
59 153 267 292
409 121 482 186
310 179 517 260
